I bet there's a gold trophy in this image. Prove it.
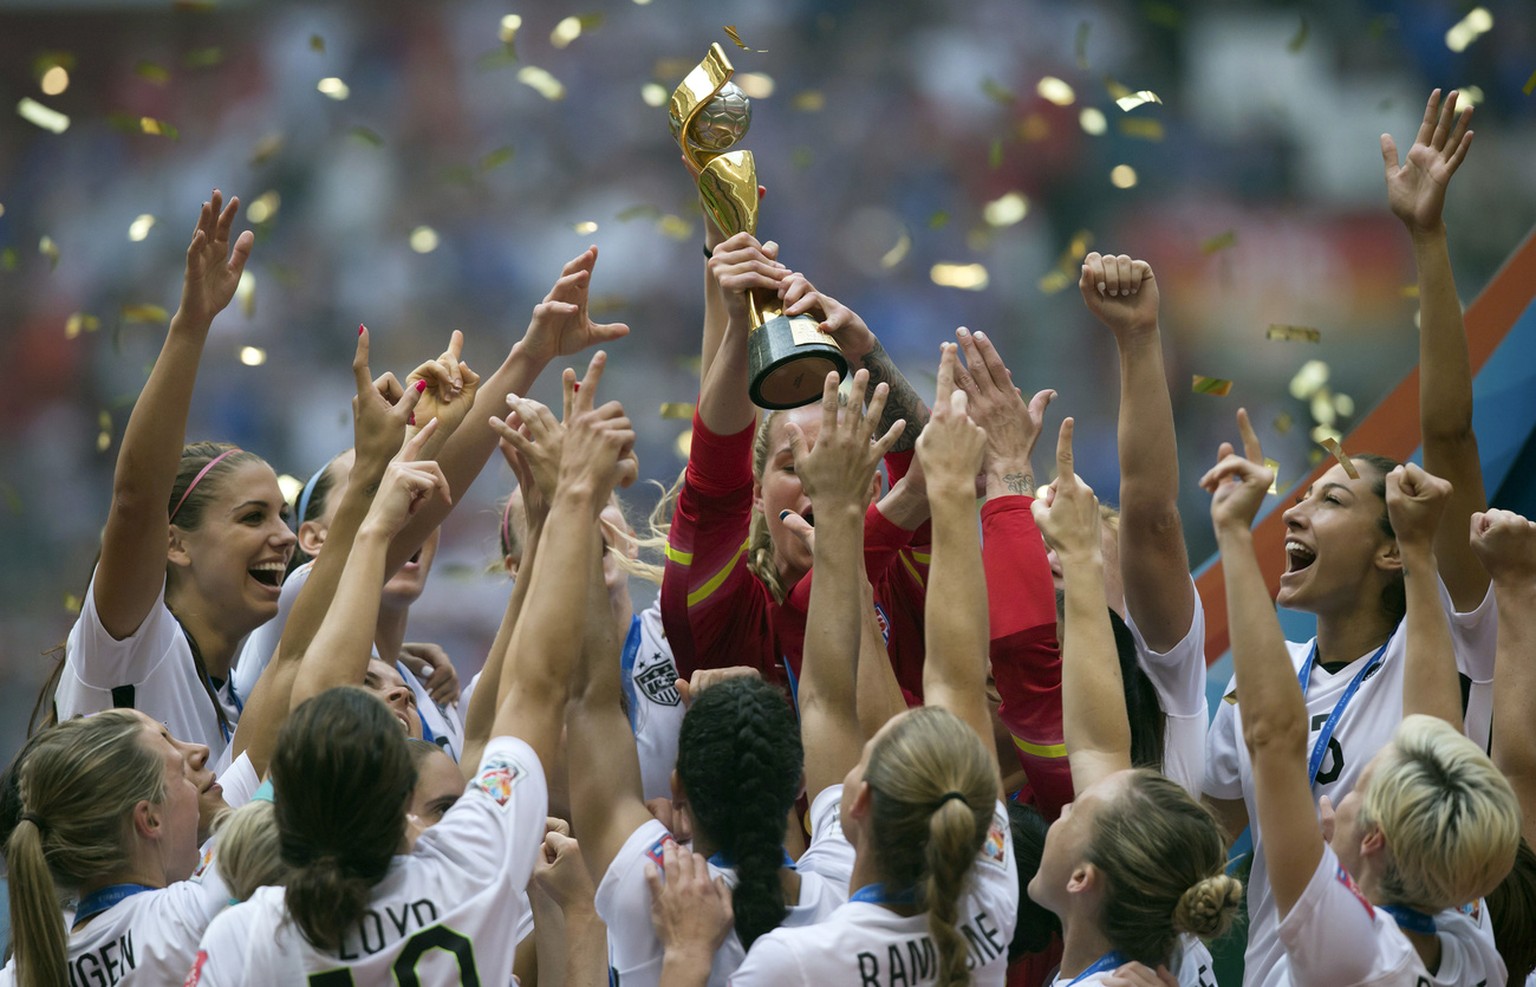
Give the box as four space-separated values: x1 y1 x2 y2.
669 43 846 410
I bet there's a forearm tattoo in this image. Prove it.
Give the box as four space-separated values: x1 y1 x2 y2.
859 341 929 452
1002 472 1033 496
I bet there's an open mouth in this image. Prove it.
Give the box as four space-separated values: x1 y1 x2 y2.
248 562 286 587
1284 540 1317 574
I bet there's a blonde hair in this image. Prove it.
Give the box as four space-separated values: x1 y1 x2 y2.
211 800 289 902
1086 769 1242 964
5 712 166 987
746 412 791 603
863 707 998 987
1361 714 1521 911
498 485 667 586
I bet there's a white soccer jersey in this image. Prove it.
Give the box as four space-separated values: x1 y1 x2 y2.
1123 576 1209 796
1203 581 1496 987
187 736 547 986
621 606 687 801
1276 844 1423 986
1424 899 1505 987
1044 938 1218 987
232 561 464 762
728 786 1017 987
60 570 243 760
596 787 851 987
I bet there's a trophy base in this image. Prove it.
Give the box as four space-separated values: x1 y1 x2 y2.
748 315 849 410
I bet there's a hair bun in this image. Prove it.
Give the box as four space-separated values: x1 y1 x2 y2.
1173 873 1243 940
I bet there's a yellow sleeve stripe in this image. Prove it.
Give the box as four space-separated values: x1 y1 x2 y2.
898 550 926 588
664 544 693 565
686 540 749 608
1012 734 1069 759
910 551 931 564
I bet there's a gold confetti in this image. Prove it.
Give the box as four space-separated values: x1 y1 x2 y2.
1075 21 1091 69
1040 230 1093 294
1141 1 1181 26
723 25 765 52
617 204 661 222
1266 324 1321 344
1018 114 1050 142
1320 437 1359 478
791 146 814 170
250 133 284 165
183 47 224 68
928 211 951 230
1445 7 1492 52
1333 393 1355 418
641 82 667 107
127 214 156 242
276 473 305 504
930 263 990 291
1265 458 1281 495
880 231 911 269
517 66 565 101
1080 107 1107 135
65 313 100 339
246 191 280 224
1114 90 1162 112
656 215 692 240
1200 230 1237 254
1118 117 1164 140
349 127 384 148
983 192 1028 227
239 345 266 366
551 14 603 49
139 116 179 138
480 146 514 172
1036 77 1076 106
96 410 113 452
409 226 440 254
499 14 522 44
122 303 169 323
1311 390 1337 426
660 402 695 419
791 90 825 112
1289 359 1329 400
1457 86 1485 108
18 98 69 133
989 139 1004 169
1274 412 1293 435
1 248 16 271
40 65 69 95
981 78 1015 105
134 61 170 84
309 34 325 53
675 429 694 458
573 220 599 235
64 593 82 614
1524 70 1536 97
317 77 350 100
1191 375 1233 397
1287 15 1310 53
1110 164 1138 188
235 271 256 318
735 72 774 99
0 202 5 218
39 236 60 269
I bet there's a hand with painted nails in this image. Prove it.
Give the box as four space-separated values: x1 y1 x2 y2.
1383 89 1474 236
521 248 631 365
951 326 1054 499
779 272 878 362
352 326 426 474
1199 408 1274 531
1079 251 1159 342
178 189 254 328
407 329 482 444
708 232 789 328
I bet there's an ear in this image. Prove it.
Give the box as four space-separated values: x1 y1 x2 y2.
848 780 874 822
751 477 765 518
297 519 328 557
504 555 520 579
1375 538 1403 575
167 527 193 570
1360 821 1388 860
1066 861 1099 896
133 799 162 841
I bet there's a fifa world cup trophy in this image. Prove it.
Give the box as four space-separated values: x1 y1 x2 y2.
669 44 846 410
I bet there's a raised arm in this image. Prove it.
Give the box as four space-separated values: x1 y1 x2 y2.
1080 252 1194 650
1202 410 1316 916
790 369 903 801
1383 464 1463 729
94 192 252 638
1032 418 1128 793
493 352 636 777
388 248 629 576
699 233 786 435
1469 509 1536 843
1383 89 1486 610
915 345 995 788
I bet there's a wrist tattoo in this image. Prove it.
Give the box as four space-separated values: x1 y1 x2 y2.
859 341 929 452
1002 472 1033 496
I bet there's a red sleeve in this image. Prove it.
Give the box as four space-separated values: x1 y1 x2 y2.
660 410 776 680
882 449 932 549
982 497 1072 819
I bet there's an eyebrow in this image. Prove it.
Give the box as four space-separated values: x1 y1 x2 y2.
1302 482 1354 500
229 500 273 513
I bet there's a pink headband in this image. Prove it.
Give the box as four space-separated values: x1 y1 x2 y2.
170 448 241 524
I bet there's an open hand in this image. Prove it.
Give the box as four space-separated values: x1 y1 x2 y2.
645 841 734 956
1200 408 1274 532
1382 89 1473 235
490 394 564 509
521 248 630 365
786 369 903 522
952 326 1053 494
179 190 254 327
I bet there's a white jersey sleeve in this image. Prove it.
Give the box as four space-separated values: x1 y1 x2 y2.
59 869 231 987
1275 845 1421 987
1201 687 1244 802
1124 579 1209 796
1429 899 1505 987
794 784 855 891
624 607 687 802
60 568 239 757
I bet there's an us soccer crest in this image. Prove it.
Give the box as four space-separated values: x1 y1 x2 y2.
634 651 681 706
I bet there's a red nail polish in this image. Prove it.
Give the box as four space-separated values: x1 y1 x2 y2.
358 324 366 336
408 414 416 426
572 383 580 392
416 380 428 392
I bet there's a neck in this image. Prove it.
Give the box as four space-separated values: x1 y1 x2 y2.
78 862 167 900
374 604 409 665
848 848 919 917
164 588 239 679
1058 920 1118 980
1313 604 1396 670
773 550 810 599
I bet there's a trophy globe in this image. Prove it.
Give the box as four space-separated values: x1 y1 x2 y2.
669 81 752 154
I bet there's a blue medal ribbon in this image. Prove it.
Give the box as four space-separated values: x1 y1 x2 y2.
73 883 156 927
707 848 796 870
1296 633 1393 787
849 882 918 907
1380 903 1436 936
1063 950 1128 986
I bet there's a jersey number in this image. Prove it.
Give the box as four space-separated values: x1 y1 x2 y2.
1309 713 1346 786
308 926 480 986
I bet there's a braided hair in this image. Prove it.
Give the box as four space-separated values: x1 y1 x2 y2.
675 677 802 949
